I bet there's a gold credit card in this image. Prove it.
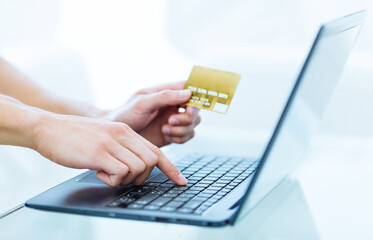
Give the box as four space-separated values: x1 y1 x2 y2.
184 65 241 114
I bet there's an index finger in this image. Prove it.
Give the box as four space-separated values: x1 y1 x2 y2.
156 152 188 185
132 131 188 185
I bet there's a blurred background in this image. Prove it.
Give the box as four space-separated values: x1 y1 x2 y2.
0 0 372 232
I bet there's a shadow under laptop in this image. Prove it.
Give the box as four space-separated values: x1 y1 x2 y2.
0 176 321 240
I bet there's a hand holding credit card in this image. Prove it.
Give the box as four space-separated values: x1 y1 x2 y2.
184 65 241 114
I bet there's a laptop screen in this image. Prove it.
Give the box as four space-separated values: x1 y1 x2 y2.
234 11 365 222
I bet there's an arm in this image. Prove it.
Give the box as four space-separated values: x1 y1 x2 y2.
0 57 201 147
0 57 104 117
0 94 187 187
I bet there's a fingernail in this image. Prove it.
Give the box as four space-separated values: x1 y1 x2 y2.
189 107 198 115
165 135 172 143
169 117 179 126
178 173 188 185
163 126 170 134
179 89 191 99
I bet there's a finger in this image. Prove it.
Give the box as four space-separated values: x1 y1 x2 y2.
131 131 187 185
131 167 153 186
137 81 186 94
109 142 147 185
168 112 201 126
95 155 130 187
141 89 192 111
116 135 159 186
186 106 200 116
117 133 158 170
165 131 195 144
162 124 194 138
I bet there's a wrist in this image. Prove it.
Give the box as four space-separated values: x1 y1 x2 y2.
0 96 49 149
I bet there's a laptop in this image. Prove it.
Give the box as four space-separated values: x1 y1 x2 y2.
26 11 366 227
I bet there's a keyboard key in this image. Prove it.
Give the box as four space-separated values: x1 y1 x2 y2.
199 180 214 185
154 186 172 191
188 186 205 191
130 188 150 195
174 186 189 191
118 196 136 203
149 174 169 183
194 183 209 188
149 190 165 195
197 193 213 198
211 183 227 188
149 197 172 207
144 182 161 187
203 176 219 181
167 189 184 194
178 193 195 199
177 208 194 214
206 186 222 191
164 201 184 208
186 179 199 184
201 190 218 194
187 176 202 181
191 196 209 202
220 177 234 181
127 203 144 209
160 183 175 188
216 180 230 184
184 190 200 195
107 201 121 207
162 193 178 198
161 206 177 212
144 205 160 210
183 200 204 210
173 196 191 202
135 194 158 205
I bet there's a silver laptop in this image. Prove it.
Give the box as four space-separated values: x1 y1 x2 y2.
26 11 366 227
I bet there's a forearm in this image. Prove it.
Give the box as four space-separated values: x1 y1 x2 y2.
0 94 44 149
0 57 105 117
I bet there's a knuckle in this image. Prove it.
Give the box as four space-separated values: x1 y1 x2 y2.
160 90 172 99
110 123 132 135
133 161 146 174
152 147 163 157
89 149 106 168
145 153 158 167
101 136 114 147
117 164 129 175
108 175 120 187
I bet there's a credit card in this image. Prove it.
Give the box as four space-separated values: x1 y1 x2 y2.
184 65 241 114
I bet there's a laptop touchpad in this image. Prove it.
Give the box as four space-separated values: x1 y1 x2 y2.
76 171 107 185
76 168 162 185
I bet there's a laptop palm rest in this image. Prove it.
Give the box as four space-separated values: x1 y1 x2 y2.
76 168 162 185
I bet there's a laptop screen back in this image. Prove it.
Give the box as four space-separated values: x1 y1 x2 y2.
234 11 365 222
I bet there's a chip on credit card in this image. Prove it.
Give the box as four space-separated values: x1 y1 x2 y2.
184 65 241 114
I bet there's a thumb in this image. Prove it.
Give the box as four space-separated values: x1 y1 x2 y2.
144 89 192 110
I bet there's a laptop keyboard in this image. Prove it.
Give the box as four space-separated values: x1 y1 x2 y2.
106 154 258 215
